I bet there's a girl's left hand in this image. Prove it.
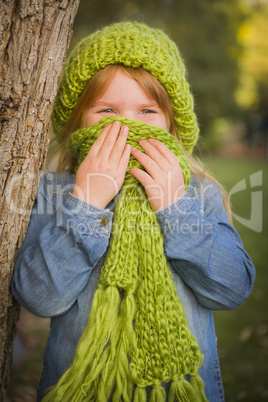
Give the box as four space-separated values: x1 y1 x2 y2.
129 138 185 211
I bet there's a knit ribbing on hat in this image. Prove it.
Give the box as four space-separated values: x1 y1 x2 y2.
52 21 199 154
42 117 207 402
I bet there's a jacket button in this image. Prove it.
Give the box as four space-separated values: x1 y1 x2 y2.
100 216 109 227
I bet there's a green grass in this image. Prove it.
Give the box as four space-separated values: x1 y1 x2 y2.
203 156 268 401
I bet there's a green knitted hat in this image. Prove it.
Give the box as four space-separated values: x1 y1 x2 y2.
52 21 199 154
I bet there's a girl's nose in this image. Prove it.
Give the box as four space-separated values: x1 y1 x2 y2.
119 111 136 121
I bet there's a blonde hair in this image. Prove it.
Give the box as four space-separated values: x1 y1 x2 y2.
49 64 232 222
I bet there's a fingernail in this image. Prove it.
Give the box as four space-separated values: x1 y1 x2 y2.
113 121 121 128
121 125 129 134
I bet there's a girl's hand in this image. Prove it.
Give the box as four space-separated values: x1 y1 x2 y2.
129 138 185 211
73 121 131 209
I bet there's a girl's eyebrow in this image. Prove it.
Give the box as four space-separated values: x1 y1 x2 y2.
93 100 113 105
92 100 160 108
91 100 116 107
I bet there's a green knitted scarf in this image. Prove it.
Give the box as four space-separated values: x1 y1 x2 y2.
43 117 207 402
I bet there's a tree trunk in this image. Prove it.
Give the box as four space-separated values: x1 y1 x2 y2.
0 0 80 397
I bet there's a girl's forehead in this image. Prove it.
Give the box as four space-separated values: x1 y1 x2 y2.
95 69 156 104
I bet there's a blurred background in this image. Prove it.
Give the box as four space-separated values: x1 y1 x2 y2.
6 0 268 400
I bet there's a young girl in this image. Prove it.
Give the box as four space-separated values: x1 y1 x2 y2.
12 21 255 402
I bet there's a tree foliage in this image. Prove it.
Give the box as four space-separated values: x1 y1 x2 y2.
235 2 268 115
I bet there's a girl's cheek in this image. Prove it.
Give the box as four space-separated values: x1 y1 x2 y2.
144 116 168 131
81 113 102 128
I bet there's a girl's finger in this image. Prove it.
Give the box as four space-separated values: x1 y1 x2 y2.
129 167 153 188
138 139 171 170
95 121 122 158
89 123 112 155
118 143 131 173
131 147 161 179
148 138 179 165
109 125 130 164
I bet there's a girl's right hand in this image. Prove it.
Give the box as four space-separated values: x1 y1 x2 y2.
72 121 131 209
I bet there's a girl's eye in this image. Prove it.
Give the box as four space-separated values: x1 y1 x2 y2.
98 109 114 113
140 109 156 114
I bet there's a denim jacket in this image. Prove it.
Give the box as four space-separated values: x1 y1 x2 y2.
12 170 255 401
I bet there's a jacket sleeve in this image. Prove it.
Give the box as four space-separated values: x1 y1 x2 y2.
12 173 113 318
155 177 256 311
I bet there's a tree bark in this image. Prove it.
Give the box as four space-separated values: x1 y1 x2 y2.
0 0 80 397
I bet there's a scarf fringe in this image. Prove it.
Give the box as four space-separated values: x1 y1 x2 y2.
168 375 208 402
42 281 208 402
42 286 121 401
190 375 208 402
93 293 136 401
149 384 166 402
132 376 208 402
133 386 147 402
43 287 138 402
